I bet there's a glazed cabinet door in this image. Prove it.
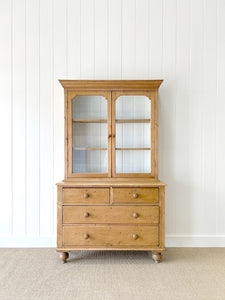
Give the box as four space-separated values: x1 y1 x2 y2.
112 91 156 177
67 91 111 178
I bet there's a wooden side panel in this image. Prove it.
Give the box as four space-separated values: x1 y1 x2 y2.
63 188 110 205
113 188 159 204
63 225 159 247
63 206 159 225
159 186 165 248
57 186 63 248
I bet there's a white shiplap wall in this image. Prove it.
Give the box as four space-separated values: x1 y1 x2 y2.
0 0 225 247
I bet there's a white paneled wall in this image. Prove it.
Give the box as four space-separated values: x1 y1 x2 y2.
0 0 225 247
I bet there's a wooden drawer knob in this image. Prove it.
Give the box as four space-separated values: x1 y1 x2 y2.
83 193 89 198
83 233 89 239
83 212 89 218
132 234 138 240
133 193 138 198
132 212 138 218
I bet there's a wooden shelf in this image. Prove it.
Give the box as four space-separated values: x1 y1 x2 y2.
73 147 107 151
116 119 150 123
73 119 107 123
116 148 151 151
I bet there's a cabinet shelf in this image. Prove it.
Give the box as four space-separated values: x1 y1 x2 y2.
73 147 107 150
116 119 150 123
116 148 151 150
73 119 107 123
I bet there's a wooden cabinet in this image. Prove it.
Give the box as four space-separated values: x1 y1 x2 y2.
57 80 166 263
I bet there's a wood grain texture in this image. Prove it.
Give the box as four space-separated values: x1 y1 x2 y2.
63 225 159 247
57 179 166 187
59 80 163 90
63 188 110 205
159 186 165 248
57 186 63 248
113 188 159 204
63 206 159 225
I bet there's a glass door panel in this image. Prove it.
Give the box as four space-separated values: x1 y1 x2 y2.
72 95 108 174
114 95 151 175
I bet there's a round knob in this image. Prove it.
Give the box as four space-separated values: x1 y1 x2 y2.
133 193 138 198
83 233 89 239
108 134 112 138
112 134 115 138
84 212 89 218
132 234 138 240
83 193 89 198
132 212 138 218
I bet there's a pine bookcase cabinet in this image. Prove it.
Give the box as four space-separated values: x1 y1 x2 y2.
56 80 166 263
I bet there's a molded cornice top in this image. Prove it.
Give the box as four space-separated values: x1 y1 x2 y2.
59 80 163 90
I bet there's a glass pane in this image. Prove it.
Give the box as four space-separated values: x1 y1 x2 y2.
116 95 150 119
73 123 107 148
73 150 107 173
116 123 150 148
72 95 108 173
115 95 151 174
73 95 107 119
116 150 151 173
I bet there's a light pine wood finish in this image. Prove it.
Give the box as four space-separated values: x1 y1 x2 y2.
63 188 109 205
111 91 155 178
63 206 159 225
57 80 166 263
112 188 159 204
63 225 159 247
67 90 111 178
59 80 163 90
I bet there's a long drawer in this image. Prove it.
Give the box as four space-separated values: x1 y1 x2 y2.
63 188 109 205
63 225 159 246
113 188 159 204
63 206 159 225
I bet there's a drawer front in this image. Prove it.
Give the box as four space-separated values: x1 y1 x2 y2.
113 188 158 204
63 225 158 246
63 206 159 225
63 188 109 205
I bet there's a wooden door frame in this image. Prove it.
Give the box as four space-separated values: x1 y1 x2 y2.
66 90 112 178
111 91 157 178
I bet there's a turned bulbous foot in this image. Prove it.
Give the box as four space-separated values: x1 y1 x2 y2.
60 252 69 263
152 252 162 263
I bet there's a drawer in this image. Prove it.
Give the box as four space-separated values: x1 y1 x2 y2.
63 225 158 246
63 206 159 225
63 188 109 205
113 188 158 204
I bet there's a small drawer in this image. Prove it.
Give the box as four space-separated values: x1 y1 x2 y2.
63 225 159 246
63 188 109 205
63 206 159 225
113 188 159 204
